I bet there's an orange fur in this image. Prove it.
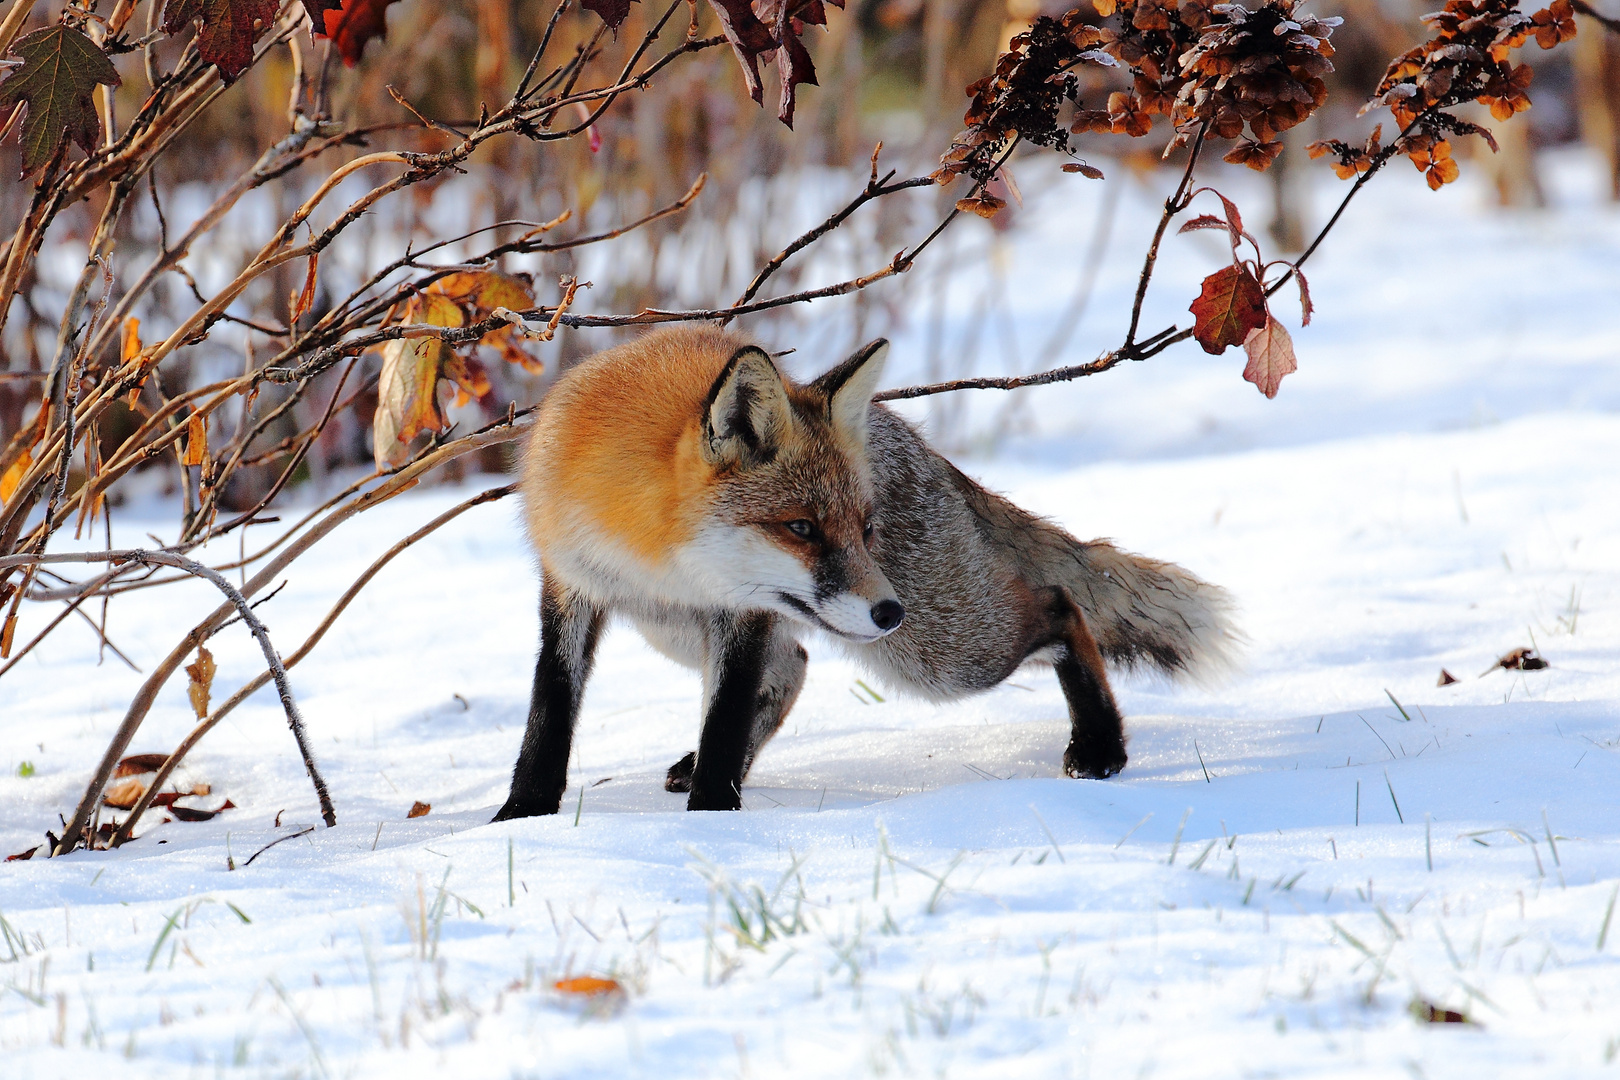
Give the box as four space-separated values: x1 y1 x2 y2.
524 326 746 565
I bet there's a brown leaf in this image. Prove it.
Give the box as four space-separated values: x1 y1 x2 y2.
581 0 637 29
1223 139 1284 172
429 271 542 373
103 777 147 810
186 644 216 719
1241 315 1298 399
116 753 171 777
1410 998 1476 1025
0 613 14 659
1293 266 1313 327
163 0 281 82
168 799 235 823
407 800 431 818
0 25 122 176
1061 162 1105 179
705 0 781 107
1437 668 1459 686
1178 214 1230 234
955 194 1006 219
1189 265 1267 354
5 845 39 862
292 253 319 324
1483 647 1548 674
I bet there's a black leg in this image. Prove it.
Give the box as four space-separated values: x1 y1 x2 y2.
687 610 777 811
1040 588 1128 779
493 573 605 820
666 624 805 795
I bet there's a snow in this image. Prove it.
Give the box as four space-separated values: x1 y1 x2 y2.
5 150 1620 1078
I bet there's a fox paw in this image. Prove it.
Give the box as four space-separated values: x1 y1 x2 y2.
664 752 696 793
1063 740 1126 780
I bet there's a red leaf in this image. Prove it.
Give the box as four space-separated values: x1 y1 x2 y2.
706 0 778 105
163 0 281 82
6 846 39 862
1178 214 1229 234
1294 266 1313 327
1241 315 1298 399
581 0 636 30
1189 265 1267 354
116 753 171 776
309 0 407 66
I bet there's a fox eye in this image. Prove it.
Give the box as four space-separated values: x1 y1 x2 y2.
862 523 875 544
784 519 814 539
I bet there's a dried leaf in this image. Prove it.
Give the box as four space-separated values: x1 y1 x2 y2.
162 0 281 82
182 412 208 467
168 799 235 823
1437 668 1459 686
955 194 1006 219
307 0 407 66
1410 998 1476 1025
372 292 464 468
0 612 14 659
186 644 216 719
292 252 319 323
1189 264 1267 354
115 753 170 776
429 271 542 372
103 777 147 810
121 317 142 362
1483 647 1547 674
1294 265 1313 326
0 448 32 503
1061 162 1105 178
1223 139 1285 171
554 976 624 996
0 25 122 176
1241 315 1298 399
581 0 637 30
1178 214 1230 234
5 845 39 862
407 800 431 818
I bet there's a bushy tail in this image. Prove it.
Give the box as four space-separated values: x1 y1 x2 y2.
958 478 1242 684
1058 537 1242 684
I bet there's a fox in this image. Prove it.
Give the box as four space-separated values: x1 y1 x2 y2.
493 325 1237 819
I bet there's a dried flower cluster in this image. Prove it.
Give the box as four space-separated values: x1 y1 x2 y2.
1308 0 1576 190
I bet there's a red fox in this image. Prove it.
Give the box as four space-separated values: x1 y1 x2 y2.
494 326 1237 818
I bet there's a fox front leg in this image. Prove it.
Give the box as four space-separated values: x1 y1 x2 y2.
1042 588 1129 780
493 574 607 821
685 610 782 811
666 623 807 795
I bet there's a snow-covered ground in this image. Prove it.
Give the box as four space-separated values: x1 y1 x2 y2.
4 150 1620 1078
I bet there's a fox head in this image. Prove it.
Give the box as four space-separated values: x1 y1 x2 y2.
693 339 904 642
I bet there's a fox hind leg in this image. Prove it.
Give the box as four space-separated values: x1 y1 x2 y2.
494 574 606 820
666 622 806 794
1039 587 1129 780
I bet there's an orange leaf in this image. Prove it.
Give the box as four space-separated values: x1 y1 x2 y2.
0 448 32 503
1189 265 1267 355
1241 316 1298 399
407 800 431 818
182 413 208 467
121 317 141 362
0 612 14 659
431 271 541 372
554 976 623 996
293 252 319 323
307 0 407 66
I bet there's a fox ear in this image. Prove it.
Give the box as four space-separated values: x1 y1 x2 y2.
703 345 794 467
813 338 889 448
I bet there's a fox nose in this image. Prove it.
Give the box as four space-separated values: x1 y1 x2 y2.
870 600 904 632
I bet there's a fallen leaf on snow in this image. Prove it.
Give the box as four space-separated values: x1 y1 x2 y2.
407 801 431 819
553 976 623 997
1481 647 1548 675
1437 669 1458 686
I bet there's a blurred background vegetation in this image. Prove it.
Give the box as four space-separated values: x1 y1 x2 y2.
4 0 1618 504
